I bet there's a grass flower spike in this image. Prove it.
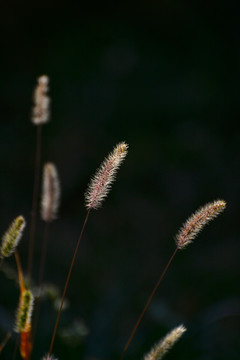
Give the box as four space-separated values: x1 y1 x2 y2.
41 163 61 222
0 216 26 259
32 75 50 125
176 200 226 249
144 325 186 360
15 290 34 333
15 251 34 360
122 200 226 357
49 142 128 355
85 142 128 209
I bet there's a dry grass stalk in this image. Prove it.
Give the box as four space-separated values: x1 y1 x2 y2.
122 200 226 357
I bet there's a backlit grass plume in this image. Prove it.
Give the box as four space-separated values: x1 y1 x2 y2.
85 142 128 209
15 290 34 333
41 163 61 222
144 325 186 360
49 142 129 355
0 216 26 259
32 75 50 125
122 200 226 357
176 200 226 249
15 251 34 360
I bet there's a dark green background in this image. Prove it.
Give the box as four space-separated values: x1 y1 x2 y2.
0 1 239 359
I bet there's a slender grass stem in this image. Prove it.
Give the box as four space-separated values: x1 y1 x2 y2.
32 222 50 346
49 209 91 355
38 222 50 296
12 334 19 360
0 332 11 353
121 246 179 359
12 251 22 360
28 125 42 281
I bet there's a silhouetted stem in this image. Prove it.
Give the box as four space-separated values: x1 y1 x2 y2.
14 251 25 293
32 222 50 346
28 125 42 280
0 332 11 353
121 246 179 359
49 209 91 355
12 334 19 360
38 222 50 294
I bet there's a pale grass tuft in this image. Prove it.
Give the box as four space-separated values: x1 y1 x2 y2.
15 289 34 333
0 216 26 258
176 199 226 249
32 75 50 125
41 163 61 222
85 142 128 210
144 325 186 360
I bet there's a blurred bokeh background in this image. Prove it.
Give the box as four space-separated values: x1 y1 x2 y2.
0 1 240 359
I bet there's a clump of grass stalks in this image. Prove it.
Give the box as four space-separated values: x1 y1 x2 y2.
0 76 227 360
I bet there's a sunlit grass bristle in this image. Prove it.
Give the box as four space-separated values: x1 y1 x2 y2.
85 142 128 210
15 289 34 333
176 200 226 249
0 216 26 259
144 325 186 360
41 162 61 222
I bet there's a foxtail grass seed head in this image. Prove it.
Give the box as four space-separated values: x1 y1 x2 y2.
15 290 34 333
0 216 26 259
32 75 50 125
85 142 128 210
41 163 61 222
144 325 186 360
176 200 226 249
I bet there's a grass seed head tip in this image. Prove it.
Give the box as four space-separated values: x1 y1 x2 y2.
144 324 186 360
32 75 50 125
176 199 226 249
41 162 61 222
85 142 128 210
0 216 26 258
15 289 34 333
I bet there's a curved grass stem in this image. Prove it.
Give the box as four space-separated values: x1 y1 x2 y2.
32 222 50 346
121 246 179 359
49 209 91 355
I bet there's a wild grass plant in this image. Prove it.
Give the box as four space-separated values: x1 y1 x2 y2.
0 76 227 360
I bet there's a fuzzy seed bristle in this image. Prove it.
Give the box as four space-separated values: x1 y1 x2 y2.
0 216 26 259
176 200 226 249
144 325 186 360
41 163 61 222
85 142 128 210
15 290 34 333
32 75 50 125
